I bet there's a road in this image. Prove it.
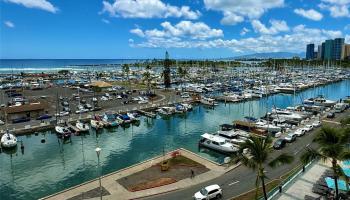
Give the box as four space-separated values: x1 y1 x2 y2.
144 111 349 200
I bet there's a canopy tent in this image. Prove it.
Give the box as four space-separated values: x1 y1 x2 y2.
325 177 349 191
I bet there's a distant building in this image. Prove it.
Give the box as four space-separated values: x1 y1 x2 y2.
333 38 345 60
324 40 334 60
321 42 325 59
306 43 315 60
317 45 322 59
342 44 350 60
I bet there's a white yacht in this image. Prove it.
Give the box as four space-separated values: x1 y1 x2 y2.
200 96 218 106
270 108 303 121
313 97 336 107
216 130 247 145
199 133 238 154
91 119 103 129
255 120 282 133
76 120 90 132
1 131 17 148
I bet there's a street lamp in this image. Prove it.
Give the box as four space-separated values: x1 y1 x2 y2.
95 147 102 200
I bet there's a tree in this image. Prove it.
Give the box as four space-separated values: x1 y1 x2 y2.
122 64 130 88
301 126 350 200
238 137 294 200
143 70 152 93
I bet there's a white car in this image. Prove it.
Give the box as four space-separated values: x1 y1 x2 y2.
194 184 222 200
303 125 314 132
0 120 4 125
294 128 306 137
138 100 148 104
55 111 69 117
284 133 297 142
101 96 108 101
181 93 190 98
312 121 321 127
116 95 122 99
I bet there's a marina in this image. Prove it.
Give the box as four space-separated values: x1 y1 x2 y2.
0 74 349 200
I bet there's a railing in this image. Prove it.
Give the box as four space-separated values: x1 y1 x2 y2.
259 159 317 200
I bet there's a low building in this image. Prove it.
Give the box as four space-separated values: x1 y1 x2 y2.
90 81 112 90
1 102 48 122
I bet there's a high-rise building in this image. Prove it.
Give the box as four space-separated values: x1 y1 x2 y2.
333 38 345 60
342 44 350 60
324 40 333 60
321 42 325 59
317 45 322 59
306 43 315 60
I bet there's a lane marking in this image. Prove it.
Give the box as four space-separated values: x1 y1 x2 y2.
228 181 239 186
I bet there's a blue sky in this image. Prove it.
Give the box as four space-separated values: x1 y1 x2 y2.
1 0 350 59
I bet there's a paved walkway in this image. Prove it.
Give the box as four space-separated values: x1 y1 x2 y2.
274 160 331 200
41 148 240 200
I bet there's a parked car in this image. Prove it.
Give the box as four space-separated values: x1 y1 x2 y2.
312 121 321 127
327 112 335 118
12 117 30 124
284 133 297 143
273 139 286 150
0 120 4 125
55 111 69 117
294 128 306 137
36 114 52 120
193 184 222 200
303 125 314 132
61 101 69 107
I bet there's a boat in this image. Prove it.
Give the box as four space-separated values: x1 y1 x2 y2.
1 131 17 148
55 125 72 140
255 120 282 133
102 112 118 127
156 107 175 116
181 103 193 111
313 96 336 107
127 112 140 123
118 114 132 125
76 120 90 132
215 130 247 145
200 96 218 106
91 115 104 129
199 133 238 154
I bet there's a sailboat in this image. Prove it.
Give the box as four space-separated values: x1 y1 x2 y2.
1 130 17 148
75 88 90 132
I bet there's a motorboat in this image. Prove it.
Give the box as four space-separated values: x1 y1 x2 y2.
76 120 90 132
102 113 118 127
270 108 303 121
90 115 104 129
200 96 218 106
255 120 282 133
1 131 17 148
127 112 140 123
215 130 247 145
55 125 72 140
181 103 193 111
313 96 336 107
157 107 175 116
199 133 238 154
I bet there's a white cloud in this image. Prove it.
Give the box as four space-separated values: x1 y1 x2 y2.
204 0 284 25
131 21 223 40
101 0 201 20
345 35 350 43
130 28 145 37
4 21 15 28
251 19 289 35
131 24 343 54
319 0 350 17
294 8 323 21
240 27 250 36
5 0 58 13
101 19 110 24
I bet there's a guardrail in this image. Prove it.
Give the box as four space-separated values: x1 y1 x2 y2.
261 159 317 200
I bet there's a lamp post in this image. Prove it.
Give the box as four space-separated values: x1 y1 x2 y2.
95 147 102 200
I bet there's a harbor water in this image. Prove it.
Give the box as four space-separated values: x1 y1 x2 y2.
0 79 349 200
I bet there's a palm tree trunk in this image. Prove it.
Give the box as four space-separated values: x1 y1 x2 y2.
332 159 339 200
261 175 268 200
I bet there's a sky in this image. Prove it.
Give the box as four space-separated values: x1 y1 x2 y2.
1 0 350 59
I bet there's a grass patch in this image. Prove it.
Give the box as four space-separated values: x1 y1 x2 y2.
128 178 177 192
164 155 202 167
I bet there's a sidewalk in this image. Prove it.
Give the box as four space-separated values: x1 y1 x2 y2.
274 160 331 200
41 148 240 200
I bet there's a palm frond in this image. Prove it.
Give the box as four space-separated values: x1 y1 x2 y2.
268 153 294 168
300 147 323 165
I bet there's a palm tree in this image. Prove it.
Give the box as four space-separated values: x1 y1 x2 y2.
142 70 151 93
122 64 130 88
238 136 294 200
301 126 350 200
